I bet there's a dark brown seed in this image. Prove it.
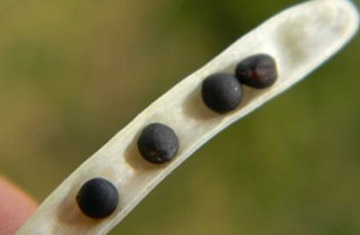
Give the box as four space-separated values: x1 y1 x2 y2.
137 123 179 164
201 73 243 114
76 178 118 218
235 54 278 89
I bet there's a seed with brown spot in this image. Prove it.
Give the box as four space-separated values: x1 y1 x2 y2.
137 123 179 164
235 54 278 89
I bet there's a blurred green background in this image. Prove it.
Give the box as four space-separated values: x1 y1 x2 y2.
1 0 360 234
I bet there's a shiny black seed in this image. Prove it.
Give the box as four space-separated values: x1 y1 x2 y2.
76 178 118 218
235 54 278 89
201 73 243 114
137 123 179 164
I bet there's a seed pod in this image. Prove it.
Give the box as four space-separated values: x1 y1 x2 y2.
17 0 359 234
201 73 243 114
76 178 118 218
235 54 278 89
138 123 179 164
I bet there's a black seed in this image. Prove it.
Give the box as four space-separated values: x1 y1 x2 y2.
235 54 278 89
201 73 243 114
137 123 179 164
76 178 118 218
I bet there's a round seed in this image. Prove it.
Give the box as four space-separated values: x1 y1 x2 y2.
76 178 118 218
201 73 243 114
137 123 179 164
235 54 278 89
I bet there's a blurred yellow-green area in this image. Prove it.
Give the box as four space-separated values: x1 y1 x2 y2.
1 0 360 234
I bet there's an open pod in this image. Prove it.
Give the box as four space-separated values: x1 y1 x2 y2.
18 0 359 234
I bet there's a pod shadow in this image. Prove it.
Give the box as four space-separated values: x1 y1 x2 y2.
182 85 222 121
124 133 166 171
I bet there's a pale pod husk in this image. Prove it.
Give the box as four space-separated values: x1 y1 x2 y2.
18 0 359 234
